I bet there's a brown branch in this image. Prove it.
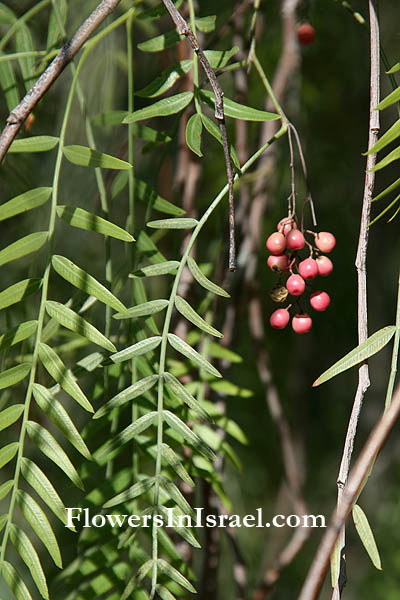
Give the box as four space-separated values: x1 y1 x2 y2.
298 383 400 600
331 2 380 596
161 0 236 270
0 0 122 164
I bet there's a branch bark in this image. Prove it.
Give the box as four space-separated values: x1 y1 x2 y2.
0 0 122 164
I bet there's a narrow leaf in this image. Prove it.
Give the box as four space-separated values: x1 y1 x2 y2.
2 561 33 600
16 22 35 90
137 29 182 53
159 478 195 518
313 326 396 386
187 255 230 297
123 92 193 124
0 480 14 501
0 278 41 310
47 0 68 50
0 232 47 267
330 538 341 588
8 136 59 153
158 505 200 547
367 119 400 155
157 559 196 593
0 363 31 389
372 177 400 202
45 300 116 352
200 89 280 121
135 179 184 216
0 57 19 111
203 46 239 69
94 412 157 463
371 146 400 172
387 62 400 74
164 372 212 421
353 504 382 570
175 296 223 337
186 113 203 157
63 145 132 169
9 524 49 599
0 187 52 222
377 86 400 110
0 404 24 432
200 113 241 170
136 230 167 264
56 205 134 241
26 421 84 490
160 443 194 486
147 218 198 229
136 60 192 98
0 442 19 469
156 585 177 600
168 333 222 378
110 337 162 363
103 477 155 508
0 320 37 350
94 375 159 419
113 299 169 320
130 261 180 278
163 410 216 460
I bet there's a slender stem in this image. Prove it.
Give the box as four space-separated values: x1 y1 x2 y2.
252 54 287 121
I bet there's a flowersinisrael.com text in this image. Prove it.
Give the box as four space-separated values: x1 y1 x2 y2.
66 508 326 529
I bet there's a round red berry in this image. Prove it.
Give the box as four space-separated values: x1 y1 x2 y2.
310 291 330 311
297 24 315 45
266 232 286 255
286 274 305 296
277 217 297 236
286 229 305 251
267 254 290 272
298 257 318 280
270 308 290 329
292 313 312 334
316 255 333 276
315 232 336 253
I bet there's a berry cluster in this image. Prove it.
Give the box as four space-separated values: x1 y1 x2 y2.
267 218 335 334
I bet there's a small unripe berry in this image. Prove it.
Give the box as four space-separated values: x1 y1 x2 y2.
267 254 289 272
286 274 305 296
316 255 333 276
286 229 305 251
270 308 290 329
298 258 318 280
310 291 330 311
292 313 312 334
277 218 297 236
297 23 315 45
315 232 336 253
266 232 286 255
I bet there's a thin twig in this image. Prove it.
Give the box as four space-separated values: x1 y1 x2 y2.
161 0 236 270
0 0 121 164
298 382 400 600
331 2 380 597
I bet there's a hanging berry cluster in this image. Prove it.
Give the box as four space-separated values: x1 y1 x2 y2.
267 218 335 333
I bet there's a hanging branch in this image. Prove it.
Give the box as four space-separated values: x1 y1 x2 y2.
0 0 122 164
331 2 380 597
161 0 236 270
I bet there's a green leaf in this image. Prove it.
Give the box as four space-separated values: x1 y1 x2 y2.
0 320 37 351
138 0 183 20
63 145 132 169
208 342 242 362
136 230 167 264
38 343 93 412
164 372 212 421
0 232 47 268
0 363 30 389
158 505 200 548
103 477 155 508
0 442 19 469
210 379 253 398
352 504 382 570
0 187 52 222
147 217 198 229
0 278 41 310
91 109 128 126
369 193 400 227
52 255 128 314
130 261 180 278
200 113 241 170
200 89 280 121
186 113 203 157
157 559 196 593
123 92 193 124
156 585 177 600
56 205 134 241
159 478 195 518
137 29 182 53
26 421 84 490
187 256 230 297
0 403 24 432
195 14 216 32
32 383 91 459
0 56 19 111
377 86 400 110
203 47 239 69
163 410 216 460
8 136 59 153
94 375 159 419
160 443 194 486
175 296 223 337
110 336 162 362
94 412 157 464
47 0 67 50
9 524 49 599
45 300 116 352
16 22 35 90
2 561 32 600
387 62 400 74
330 538 341 588
21 457 73 529
16 490 62 568
135 179 185 216
168 333 222 378
371 146 400 172
313 326 396 386
136 60 192 98
367 119 400 155
113 299 169 320
0 480 14 501
372 177 400 202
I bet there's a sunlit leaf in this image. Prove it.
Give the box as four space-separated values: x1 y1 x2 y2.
103 477 155 508
2 561 32 600
47 0 67 49
163 410 216 460
94 412 157 464
353 504 382 570
135 179 184 216
0 480 14 501
113 299 169 319
372 146 400 172
0 232 47 267
200 113 241 170
130 261 180 278
372 177 400 202
63 145 132 169
0 187 52 222
0 403 24 432
137 29 182 53
0 442 19 469
0 278 41 310
123 92 193 123
9 524 49 599
186 113 203 157
110 336 162 362
203 46 239 69
94 374 159 419
195 15 216 32
367 119 400 155
147 217 198 229
0 363 30 389
136 60 192 98
8 136 59 153
377 86 400 110
16 21 35 90
157 558 196 593
175 296 222 337
0 320 37 351
160 443 194 486
164 372 212 421
168 333 222 378
187 255 230 297
57 205 134 241
0 56 19 111
200 89 280 121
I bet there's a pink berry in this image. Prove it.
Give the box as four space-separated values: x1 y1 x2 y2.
277 218 297 236
315 232 336 253
267 254 289 272
298 258 318 280
286 229 305 251
310 291 330 311
266 232 286 255
316 255 333 276
286 274 305 296
292 313 312 334
270 308 290 330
